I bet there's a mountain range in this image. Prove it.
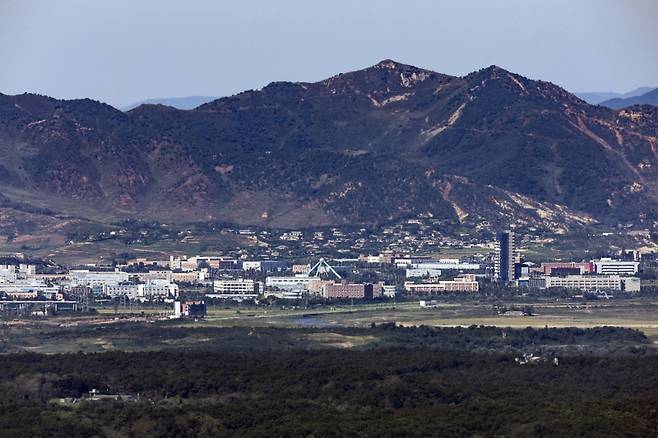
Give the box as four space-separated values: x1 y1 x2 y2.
1 60 658 241
121 96 217 111
601 88 658 110
576 87 654 105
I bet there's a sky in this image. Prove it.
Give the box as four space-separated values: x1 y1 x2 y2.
1 0 657 108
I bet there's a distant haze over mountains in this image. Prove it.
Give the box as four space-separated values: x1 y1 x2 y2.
576 87 654 105
121 96 217 111
600 88 658 109
120 87 657 111
1 60 658 240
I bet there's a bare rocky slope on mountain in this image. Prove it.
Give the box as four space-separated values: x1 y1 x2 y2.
1 60 657 234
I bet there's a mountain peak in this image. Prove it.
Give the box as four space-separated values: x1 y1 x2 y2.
315 59 451 97
463 65 538 96
469 64 515 79
373 59 402 70
368 59 436 75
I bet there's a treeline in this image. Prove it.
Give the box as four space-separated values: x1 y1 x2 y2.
375 323 649 349
0 346 657 436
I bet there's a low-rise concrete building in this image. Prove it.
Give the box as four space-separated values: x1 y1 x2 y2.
292 264 310 274
265 275 314 291
404 274 479 294
594 258 639 276
320 281 382 300
406 268 442 278
172 271 204 283
174 300 206 318
104 283 140 299
103 280 178 300
135 270 173 283
69 270 130 287
534 262 594 275
210 279 260 300
542 274 635 291
0 280 61 299
141 280 179 300
410 260 481 271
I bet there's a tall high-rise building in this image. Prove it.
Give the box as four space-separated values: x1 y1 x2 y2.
495 231 515 282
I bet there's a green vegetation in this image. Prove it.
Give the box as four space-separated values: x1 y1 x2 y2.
0 325 656 436
2 294 658 436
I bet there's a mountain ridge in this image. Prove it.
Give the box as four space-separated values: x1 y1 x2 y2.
576 87 654 105
1 60 657 238
121 95 217 111
601 88 658 109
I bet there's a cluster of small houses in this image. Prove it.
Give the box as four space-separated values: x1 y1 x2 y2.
0 244 651 315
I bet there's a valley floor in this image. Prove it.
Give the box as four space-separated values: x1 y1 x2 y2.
3 298 658 353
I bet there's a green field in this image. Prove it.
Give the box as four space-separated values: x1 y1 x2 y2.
98 299 658 335
5 298 657 354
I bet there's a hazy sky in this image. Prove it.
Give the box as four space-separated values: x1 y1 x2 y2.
1 0 657 108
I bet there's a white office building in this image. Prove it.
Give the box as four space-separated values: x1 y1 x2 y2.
242 261 262 271
266 287 305 300
593 259 639 275
404 275 479 294
0 265 17 282
410 260 481 271
544 275 623 291
141 280 179 300
136 270 173 282
265 275 314 291
210 279 260 299
69 270 130 287
104 283 141 300
406 268 442 278
0 280 60 299
103 280 178 300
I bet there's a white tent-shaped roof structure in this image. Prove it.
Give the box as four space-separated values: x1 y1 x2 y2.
308 258 341 280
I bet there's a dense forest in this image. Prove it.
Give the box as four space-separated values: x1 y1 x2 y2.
0 325 656 436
